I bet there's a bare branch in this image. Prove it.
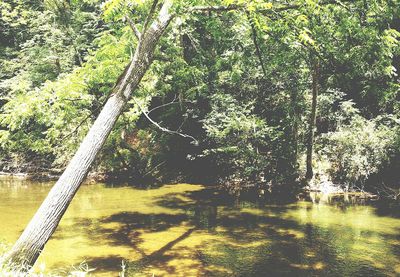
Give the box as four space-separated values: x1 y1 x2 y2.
148 94 178 114
125 15 141 40
133 98 199 145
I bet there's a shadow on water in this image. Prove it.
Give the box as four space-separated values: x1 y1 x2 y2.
56 187 399 277
0 175 400 277
2 177 398 276
128 228 196 274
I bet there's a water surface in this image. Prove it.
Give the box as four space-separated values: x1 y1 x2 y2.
0 176 399 276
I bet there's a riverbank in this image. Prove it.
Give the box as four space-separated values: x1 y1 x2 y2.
0 164 105 183
0 169 391 203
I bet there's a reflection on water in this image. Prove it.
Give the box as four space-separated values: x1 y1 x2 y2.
0 176 399 276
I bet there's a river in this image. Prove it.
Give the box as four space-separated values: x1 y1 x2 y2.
0 176 399 276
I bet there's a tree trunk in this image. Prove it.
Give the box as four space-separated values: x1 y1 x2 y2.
3 1 173 268
290 84 299 159
305 60 319 180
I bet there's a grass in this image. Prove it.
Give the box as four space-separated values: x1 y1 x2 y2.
0 260 96 277
0 243 99 277
0 242 128 277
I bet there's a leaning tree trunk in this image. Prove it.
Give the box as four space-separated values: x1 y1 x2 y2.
3 1 173 268
305 60 320 180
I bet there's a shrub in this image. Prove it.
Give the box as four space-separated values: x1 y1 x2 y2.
316 100 398 190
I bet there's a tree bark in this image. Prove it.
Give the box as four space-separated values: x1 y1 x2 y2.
305 60 319 180
3 0 173 268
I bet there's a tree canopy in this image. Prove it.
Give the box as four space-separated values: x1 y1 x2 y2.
0 0 399 197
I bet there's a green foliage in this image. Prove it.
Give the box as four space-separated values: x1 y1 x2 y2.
317 101 398 187
0 0 398 196
0 0 104 167
201 93 276 188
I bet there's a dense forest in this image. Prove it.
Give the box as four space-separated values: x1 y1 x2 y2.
0 0 400 275
1 0 399 198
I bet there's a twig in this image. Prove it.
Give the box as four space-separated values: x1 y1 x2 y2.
143 161 166 177
133 98 198 145
147 95 178 114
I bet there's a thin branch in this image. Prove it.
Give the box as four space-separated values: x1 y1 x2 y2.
143 161 166 177
148 94 178 114
125 15 141 40
57 112 93 143
246 11 267 77
143 0 160 33
148 101 180 114
133 98 199 145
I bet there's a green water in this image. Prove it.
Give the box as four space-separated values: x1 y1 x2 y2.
0 176 399 276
